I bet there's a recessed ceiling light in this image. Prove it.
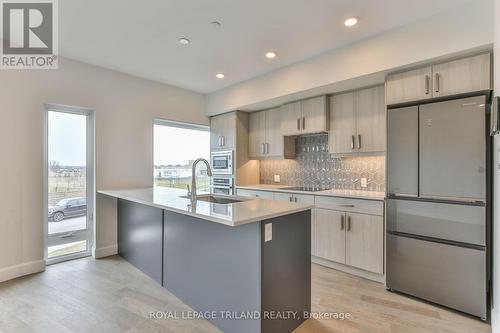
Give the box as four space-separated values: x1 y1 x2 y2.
216 73 225 79
179 37 190 45
344 17 358 27
265 52 277 59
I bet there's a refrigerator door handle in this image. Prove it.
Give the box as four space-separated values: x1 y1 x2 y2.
417 195 486 206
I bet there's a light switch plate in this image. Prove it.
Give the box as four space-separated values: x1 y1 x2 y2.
361 178 368 188
274 174 281 183
265 223 272 242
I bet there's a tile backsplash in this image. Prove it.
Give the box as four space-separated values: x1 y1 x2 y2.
260 134 385 192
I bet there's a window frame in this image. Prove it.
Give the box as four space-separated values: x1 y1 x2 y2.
152 118 210 189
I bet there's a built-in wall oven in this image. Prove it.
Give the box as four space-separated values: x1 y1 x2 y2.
210 150 234 175
211 176 234 195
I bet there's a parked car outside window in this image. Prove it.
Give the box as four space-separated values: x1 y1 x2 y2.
48 197 87 222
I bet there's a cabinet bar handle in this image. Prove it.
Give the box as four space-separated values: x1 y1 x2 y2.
222 136 225 146
425 75 430 95
294 197 298 202
357 135 361 149
302 117 305 130
434 73 440 93
347 216 351 231
266 143 269 154
340 215 345 230
261 143 265 154
339 204 355 208
297 118 301 130
289 196 292 202
351 135 355 149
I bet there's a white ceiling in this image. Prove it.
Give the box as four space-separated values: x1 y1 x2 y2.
59 0 474 94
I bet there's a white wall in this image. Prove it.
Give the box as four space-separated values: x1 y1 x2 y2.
207 0 493 115
0 57 207 281
492 0 500 331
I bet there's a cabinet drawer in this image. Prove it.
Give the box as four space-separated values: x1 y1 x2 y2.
294 194 315 204
236 189 274 199
273 192 315 204
273 192 293 202
314 196 383 215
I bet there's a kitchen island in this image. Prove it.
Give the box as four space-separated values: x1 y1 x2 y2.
98 187 313 333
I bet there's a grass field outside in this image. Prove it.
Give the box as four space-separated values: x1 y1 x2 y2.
154 176 209 192
48 168 86 206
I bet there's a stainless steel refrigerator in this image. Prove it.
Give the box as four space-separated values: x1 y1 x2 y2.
386 95 490 319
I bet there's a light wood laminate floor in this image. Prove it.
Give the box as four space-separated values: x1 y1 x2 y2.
0 256 491 333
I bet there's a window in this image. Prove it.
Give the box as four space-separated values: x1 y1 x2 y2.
154 120 210 192
45 105 94 264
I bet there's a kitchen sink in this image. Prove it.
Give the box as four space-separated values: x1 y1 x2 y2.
180 195 243 204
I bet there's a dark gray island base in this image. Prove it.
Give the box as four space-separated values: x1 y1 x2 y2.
117 199 311 333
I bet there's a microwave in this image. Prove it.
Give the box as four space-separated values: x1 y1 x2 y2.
210 150 234 175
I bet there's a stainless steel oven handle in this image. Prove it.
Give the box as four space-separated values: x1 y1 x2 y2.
210 185 232 189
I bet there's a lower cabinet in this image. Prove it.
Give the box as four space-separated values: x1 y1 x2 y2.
312 208 345 263
236 188 274 199
273 192 315 204
312 207 384 274
345 212 384 274
236 188 385 277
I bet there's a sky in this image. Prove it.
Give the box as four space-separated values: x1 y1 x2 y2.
154 124 210 166
48 111 86 166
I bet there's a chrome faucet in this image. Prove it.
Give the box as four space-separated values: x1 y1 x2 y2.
190 158 213 202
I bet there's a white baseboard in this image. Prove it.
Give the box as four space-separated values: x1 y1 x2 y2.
312 256 386 284
0 260 46 283
92 244 118 259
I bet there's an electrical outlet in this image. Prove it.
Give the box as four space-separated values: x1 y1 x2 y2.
274 174 281 183
361 178 368 188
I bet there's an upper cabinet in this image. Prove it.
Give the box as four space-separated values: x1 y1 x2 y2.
329 85 385 154
386 53 491 105
281 102 302 136
281 96 329 136
210 112 236 150
248 108 295 159
431 54 491 98
385 67 432 105
329 91 356 154
248 110 267 158
356 86 386 153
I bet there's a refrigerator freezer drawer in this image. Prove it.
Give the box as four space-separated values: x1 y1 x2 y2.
386 198 485 246
387 233 486 319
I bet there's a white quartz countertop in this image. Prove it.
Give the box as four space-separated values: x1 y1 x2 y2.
236 184 385 201
98 187 313 227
